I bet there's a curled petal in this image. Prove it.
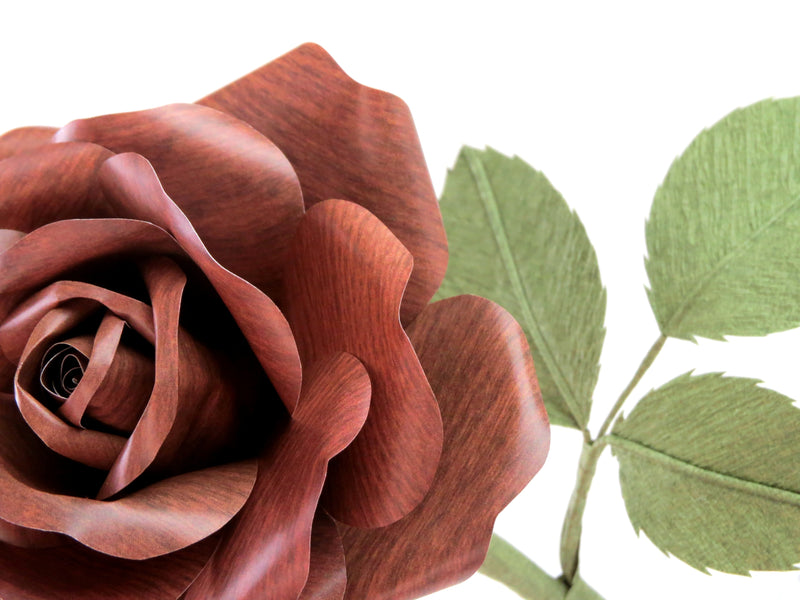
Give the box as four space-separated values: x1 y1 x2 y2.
55 103 305 297
184 352 370 600
98 153 302 412
298 511 347 600
0 142 113 231
199 43 448 324
283 199 442 528
0 126 57 160
0 535 217 600
340 295 550 599
0 390 257 560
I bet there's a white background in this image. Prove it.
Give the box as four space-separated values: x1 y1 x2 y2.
2 2 800 599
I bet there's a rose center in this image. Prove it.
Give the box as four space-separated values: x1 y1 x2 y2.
40 343 89 400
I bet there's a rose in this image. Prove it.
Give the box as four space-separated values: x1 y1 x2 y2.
0 43 550 600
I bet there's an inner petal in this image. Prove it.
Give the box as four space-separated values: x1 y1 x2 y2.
39 341 89 400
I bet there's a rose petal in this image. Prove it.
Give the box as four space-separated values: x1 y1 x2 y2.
0 516 65 549
0 142 113 231
183 352 370 600
0 390 258 560
98 153 302 412
298 511 347 600
199 43 448 324
0 126 57 160
340 295 550 599
0 535 217 600
55 103 304 298
282 199 443 528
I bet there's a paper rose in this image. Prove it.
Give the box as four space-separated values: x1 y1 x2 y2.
0 44 550 599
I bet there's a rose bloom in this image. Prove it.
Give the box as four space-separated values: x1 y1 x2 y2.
0 44 549 599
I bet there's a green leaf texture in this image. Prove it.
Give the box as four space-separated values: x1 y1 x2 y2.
646 97 800 340
611 372 800 574
436 147 606 430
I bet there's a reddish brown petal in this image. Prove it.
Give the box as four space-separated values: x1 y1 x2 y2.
0 126 57 160
0 229 24 253
0 142 113 231
0 387 257 560
55 102 304 297
340 295 550 599
298 511 347 600
0 516 65 549
183 352 370 600
283 199 442 528
98 153 301 411
14 305 127 470
199 43 447 324
0 535 217 600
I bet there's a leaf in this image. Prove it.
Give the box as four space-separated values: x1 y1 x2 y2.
610 372 800 574
565 574 605 600
645 97 800 340
436 147 606 430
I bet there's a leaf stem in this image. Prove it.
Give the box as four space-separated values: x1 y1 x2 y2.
480 534 568 600
597 334 666 439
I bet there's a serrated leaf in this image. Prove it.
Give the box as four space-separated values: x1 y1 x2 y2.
646 97 800 340
610 372 800 574
436 147 606 430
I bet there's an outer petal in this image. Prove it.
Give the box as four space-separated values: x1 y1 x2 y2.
282 199 443 528
98 153 302 411
0 392 257 560
0 535 217 600
183 352 370 600
199 43 447 324
54 103 304 298
298 511 347 600
340 295 550 599
0 126 57 160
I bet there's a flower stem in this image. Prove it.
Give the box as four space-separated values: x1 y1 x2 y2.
480 534 568 600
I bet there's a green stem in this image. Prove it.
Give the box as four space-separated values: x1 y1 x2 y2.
597 334 666 439
558 439 606 585
480 534 568 600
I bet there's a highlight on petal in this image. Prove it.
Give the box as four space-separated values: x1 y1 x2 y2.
98 153 302 411
0 392 257 560
183 352 370 600
0 142 113 231
282 199 443 528
0 534 217 600
199 42 448 324
0 126 57 160
55 102 305 298
340 295 550 600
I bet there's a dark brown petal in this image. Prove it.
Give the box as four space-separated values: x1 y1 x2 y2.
55 103 304 298
98 153 302 411
0 534 217 600
0 142 114 231
0 126 57 160
14 305 127 470
340 295 550 600
199 43 448 325
0 516 65 549
0 387 257 560
298 511 347 600
183 352 370 600
282 199 443 528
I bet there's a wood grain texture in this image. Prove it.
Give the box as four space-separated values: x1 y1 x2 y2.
283 199 443 528
98 152 302 411
55 103 304 300
298 511 347 600
340 295 550 599
0 126 57 160
199 42 448 325
0 533 217 600
183 352 370 600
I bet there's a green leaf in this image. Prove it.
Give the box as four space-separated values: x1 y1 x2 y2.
610 372 800 574
436 147 606 430
565 575 605 600
646 97 800 340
